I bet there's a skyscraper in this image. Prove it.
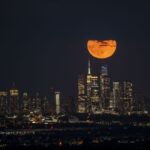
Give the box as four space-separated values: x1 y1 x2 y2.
78 60 109 114
77 75 86 113
9 85 19 115
110 82 121 112
121 81 134 114
76 60 138 115
134 93 145 114
49 87 56 114
55 91 61 114
78 60 101 114
90 75 101 113
31 93 41 114
22 92 30 115
100 65 111 111
86 60 93 113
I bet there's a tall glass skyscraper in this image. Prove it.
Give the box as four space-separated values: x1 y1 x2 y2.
100 65 111 111
121 81 134 114
77 75 86 113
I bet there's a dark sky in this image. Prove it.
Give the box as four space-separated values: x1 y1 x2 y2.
0 0 150 97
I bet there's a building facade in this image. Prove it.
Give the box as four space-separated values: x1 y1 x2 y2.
22 92 30 115
77 75 86 113
9 87 19 115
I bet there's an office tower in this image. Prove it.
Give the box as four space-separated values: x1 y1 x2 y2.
55 91 61 114
77 75 86 113
86 60 93 113
9 86 19 115
86 60 101 114
121 81 134 114
42 96 49 116
100 65 111 110
110 82 121 112
22 92 30 115
78 60 101 114
0 91 8 115
90 75 101 113
31 93 41 114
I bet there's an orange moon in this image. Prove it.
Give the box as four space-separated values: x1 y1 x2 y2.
87 40 117 59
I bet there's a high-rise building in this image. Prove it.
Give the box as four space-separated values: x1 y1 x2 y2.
100 65 111 110
49 87 55 114
22 92 30 115
9 86 19 115
86 60 92 113
77 75 86 113
134 93 145 114
110 82 122 112
42 96 50 115
90 75 101 113
76 60 138 115
78 60 109 114
31 93 41 114
55 91 61 114
121 81 134 114
80 60 101 114
0 91 8 115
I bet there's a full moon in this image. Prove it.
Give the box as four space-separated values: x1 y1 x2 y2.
87 40 117 59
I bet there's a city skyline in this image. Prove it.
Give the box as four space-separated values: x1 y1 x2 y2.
0 57 147 98
0 59 149 116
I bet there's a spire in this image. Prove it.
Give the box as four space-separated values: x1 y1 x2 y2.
88 59 91 74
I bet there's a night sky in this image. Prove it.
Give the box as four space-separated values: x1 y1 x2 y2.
0 0 150 98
